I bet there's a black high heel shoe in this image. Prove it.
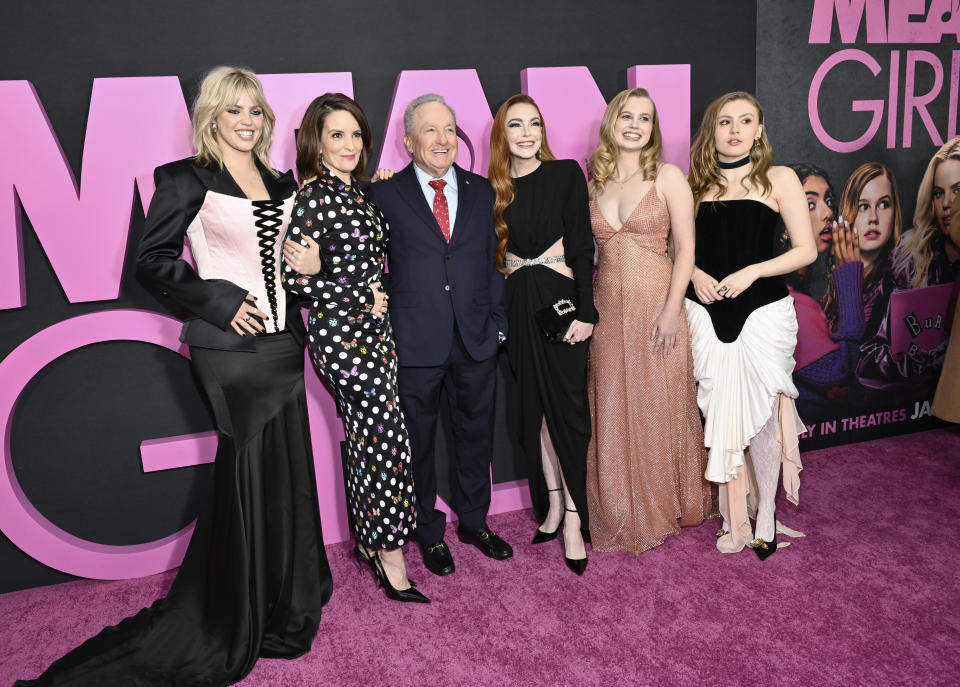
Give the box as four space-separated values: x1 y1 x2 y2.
370 549 430 603
748 536 778 561
532 488 564 544
563 508 588 576
353 545 375 573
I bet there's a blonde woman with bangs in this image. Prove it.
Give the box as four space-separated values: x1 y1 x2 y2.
893 137 960 289
685 91 815 560
17 66 333 686
857 140 960 391
585 88 711 555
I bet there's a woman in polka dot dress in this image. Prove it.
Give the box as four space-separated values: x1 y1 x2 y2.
282 93 426 604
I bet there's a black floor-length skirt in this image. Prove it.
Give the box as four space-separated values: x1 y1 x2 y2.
17 331 333 687
505 266 591 538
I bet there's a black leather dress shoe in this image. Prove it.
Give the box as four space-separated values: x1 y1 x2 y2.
421 540 455 576
457 527 514 560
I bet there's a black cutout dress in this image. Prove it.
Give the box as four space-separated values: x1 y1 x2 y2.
502 160 596 537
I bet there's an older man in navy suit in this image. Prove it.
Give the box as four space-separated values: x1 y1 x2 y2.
370 94 512 576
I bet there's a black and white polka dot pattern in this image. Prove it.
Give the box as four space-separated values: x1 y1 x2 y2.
283 169 415 549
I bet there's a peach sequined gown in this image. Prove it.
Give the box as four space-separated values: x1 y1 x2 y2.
586 184 711 554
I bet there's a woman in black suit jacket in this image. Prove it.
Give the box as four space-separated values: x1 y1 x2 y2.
17 66 332 687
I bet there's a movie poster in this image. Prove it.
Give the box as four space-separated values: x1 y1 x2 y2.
757 0 959 449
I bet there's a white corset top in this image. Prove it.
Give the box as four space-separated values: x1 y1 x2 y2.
187 190 296 333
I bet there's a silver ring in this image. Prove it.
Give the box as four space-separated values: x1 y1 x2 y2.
244 315 251 322
719 285 728 294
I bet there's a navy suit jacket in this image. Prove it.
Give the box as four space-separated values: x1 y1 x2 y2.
370 162 507 366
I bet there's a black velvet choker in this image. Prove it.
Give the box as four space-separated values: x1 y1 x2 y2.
718 155 752 169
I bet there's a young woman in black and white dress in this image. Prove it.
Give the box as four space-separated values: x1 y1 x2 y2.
686 91 816 559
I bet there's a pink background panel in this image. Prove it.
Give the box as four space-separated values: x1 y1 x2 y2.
521 66 606 173
2 73 356 312
259 73 354 181
376 69 493 174
1 78 193 309
0 310 195 579
627 65 692 173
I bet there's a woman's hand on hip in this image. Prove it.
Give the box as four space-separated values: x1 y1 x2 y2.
231 293 269 336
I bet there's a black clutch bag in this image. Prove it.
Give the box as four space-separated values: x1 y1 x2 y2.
535 298 578 343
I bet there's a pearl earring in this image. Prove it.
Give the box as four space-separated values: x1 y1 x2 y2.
211 122 218 131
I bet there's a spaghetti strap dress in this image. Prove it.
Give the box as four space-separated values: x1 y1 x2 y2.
587 182 711 554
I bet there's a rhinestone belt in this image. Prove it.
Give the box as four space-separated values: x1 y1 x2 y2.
503 254 566 269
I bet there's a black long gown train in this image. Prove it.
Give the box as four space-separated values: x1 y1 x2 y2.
16 333 333 686
16 158 333 687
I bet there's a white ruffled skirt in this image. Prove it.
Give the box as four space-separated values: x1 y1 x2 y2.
685 295 806 552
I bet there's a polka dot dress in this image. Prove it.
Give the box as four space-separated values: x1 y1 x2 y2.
283 168 415 550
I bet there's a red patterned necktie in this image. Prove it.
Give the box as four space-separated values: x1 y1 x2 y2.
428 179 451 242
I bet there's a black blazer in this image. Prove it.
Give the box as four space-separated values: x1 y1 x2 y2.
369 163 507 366
136 157 303 351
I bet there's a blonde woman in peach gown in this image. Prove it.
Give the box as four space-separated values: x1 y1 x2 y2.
586 88 711 554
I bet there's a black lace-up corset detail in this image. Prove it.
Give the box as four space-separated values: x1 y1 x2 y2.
253 200 284 333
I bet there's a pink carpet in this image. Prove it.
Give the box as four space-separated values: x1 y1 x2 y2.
3 427 959 686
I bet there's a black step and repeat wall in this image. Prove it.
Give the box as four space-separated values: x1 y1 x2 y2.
0 1 954 593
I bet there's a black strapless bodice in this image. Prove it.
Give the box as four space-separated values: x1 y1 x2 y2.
685 200 787 343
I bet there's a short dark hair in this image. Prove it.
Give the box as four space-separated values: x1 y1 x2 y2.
295 93 372 183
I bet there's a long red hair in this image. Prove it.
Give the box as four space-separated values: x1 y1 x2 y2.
488 95 556 274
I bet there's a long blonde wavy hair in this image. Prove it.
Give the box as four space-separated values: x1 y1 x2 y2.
488 94 556 274
892 137 960 288
822 162 902 324
588 88 662 198
192 66 277 174
688 91 772 209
